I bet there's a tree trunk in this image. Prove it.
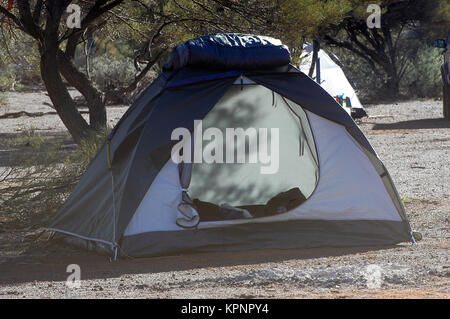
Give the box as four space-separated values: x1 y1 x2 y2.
32 1 95 144
40 53 93 143
308 39 319 79
40 17 94 144
57 50 107 131
382 67 401 98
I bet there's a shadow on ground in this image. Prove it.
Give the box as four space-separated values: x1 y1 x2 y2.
372 118 450 130
0 240 398 285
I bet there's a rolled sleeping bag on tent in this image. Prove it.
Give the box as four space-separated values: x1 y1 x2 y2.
163 33 291 71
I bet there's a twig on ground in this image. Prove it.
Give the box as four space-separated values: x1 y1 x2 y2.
0 110 89 119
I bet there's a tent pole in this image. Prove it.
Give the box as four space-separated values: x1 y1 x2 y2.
410 231 417 245
314 39 321 84
107 140 119 260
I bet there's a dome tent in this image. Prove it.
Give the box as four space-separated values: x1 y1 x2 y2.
47 34 413 258
299 43 367 119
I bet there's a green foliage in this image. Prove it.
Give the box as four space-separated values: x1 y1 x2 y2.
10 128 45 149
0 43 15 91
326 40 444 102
320 0 448 98
67 128 110 169
0 70 15 91
279 0 353 55
89 54 136 91
1 0 446 99
419 0 450 39
0 29 41 91
0 92 7 108
155 0 358 61
402 46 443 98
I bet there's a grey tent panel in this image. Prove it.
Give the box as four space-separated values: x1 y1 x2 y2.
121 220 410 258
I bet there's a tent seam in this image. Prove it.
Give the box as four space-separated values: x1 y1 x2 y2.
46 227 116 248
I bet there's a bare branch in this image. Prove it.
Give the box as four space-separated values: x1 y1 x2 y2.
0 5 24 30
16 0 43 41
63 0 124 56
32 0 43 24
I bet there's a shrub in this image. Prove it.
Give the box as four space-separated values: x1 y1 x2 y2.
73 38 158 102
0 92 8 108
325 31 443 104
0 70 15 91
89 54 137 92
402 45 443 98
0 129 109 229
0 32 41 91
324 41 444 102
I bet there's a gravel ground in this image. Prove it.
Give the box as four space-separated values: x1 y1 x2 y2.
0 92 449 299
0 90 126 134
360 100 450 201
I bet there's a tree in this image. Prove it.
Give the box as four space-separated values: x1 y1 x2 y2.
320 0 449 97
0 0 358 143
0 1 167 143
